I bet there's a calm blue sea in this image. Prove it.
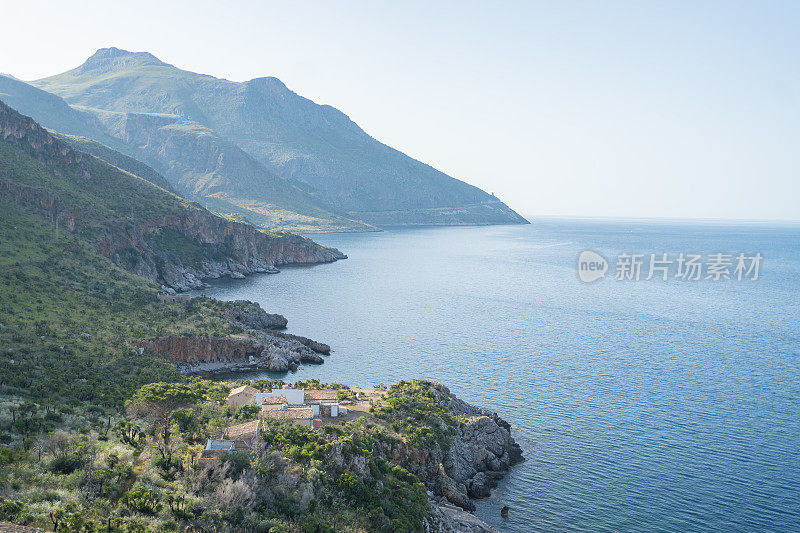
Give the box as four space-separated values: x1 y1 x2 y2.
198 219 800 532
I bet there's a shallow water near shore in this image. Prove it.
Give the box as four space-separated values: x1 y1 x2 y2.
197 219 800 532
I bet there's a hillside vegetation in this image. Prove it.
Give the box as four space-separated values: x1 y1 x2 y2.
0 105 438 531
0 99 345 292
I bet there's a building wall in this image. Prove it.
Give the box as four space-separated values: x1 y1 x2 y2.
227 391 255 411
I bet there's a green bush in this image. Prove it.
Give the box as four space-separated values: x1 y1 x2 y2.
121 486 162 515
0 500 24 522
235 403 260 421
49 454 82 475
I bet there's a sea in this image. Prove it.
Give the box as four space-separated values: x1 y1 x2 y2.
196 218 800 532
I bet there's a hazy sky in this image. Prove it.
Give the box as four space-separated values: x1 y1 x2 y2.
3 1 798 220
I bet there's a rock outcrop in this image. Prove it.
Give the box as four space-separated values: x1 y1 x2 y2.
138 300 332 374
428 498 498 533
138 334 325 375
443 392 524 506
389 384 524 513
224 300 288 330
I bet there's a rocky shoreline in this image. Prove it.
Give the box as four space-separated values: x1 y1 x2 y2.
140 300 332 375
397 384 524 513
156 248 346 293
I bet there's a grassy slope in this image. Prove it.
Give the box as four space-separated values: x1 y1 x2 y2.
0 207 431 529
0 131 191 230
54 132 174 192
0 197 240 407
0 99 440 532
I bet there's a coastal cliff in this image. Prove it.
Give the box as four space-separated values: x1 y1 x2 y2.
139 334 326 374
0 99 345 292
369 381 524 514
139 300 331 373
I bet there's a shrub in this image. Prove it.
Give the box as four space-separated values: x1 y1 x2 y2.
49 454 82 474
235 403 260 421
0 500 24 522
121 486 162 515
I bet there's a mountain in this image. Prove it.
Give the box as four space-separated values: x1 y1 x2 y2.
33 47 528 227
0 73 112 143
0 99 344 292
1 73 368 233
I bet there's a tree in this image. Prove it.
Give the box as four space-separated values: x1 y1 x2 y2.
128 382 201 459
234 403 260 422
113 420 145 448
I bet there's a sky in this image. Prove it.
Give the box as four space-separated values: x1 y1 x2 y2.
2 1 799 220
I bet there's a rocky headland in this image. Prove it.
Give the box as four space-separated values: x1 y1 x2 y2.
393 384 524 512
351 380 524 531
0 100 346 294
139 300 331 374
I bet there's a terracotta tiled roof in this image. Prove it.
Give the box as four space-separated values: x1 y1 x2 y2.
229 385 258 397
263 407 314 420
262 396 288 405
304 389 337 401
225 420 261 440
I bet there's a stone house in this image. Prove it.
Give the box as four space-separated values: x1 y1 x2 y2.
226 385 259 410
260 396 288 416
320 401 340 418
157 293 191 303
255 387 305 406
198 439 236 463
224 419 261 449
303 389 337 416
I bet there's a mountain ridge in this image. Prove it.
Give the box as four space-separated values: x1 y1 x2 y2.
33 47 529 228
3 73 371 232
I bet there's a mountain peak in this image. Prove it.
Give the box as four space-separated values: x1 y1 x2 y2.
247 76 288 92
77 47 169 74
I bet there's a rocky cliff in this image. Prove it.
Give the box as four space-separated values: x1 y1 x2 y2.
106 207 346 292
0 99 345 292
139 300 331 374
139 333 325 374
387 384 524 513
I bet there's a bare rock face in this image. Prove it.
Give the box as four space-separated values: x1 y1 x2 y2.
388 384 524 513
428 497 499 533
439 464 475 512
446 415 523 502
225 300 288 330
137 333 324 375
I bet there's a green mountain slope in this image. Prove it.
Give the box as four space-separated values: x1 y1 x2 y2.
1 73 371 233
34 47 528 226
0 74 110 142
54 132 174 191
0 99 345 292
1 74 172 192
